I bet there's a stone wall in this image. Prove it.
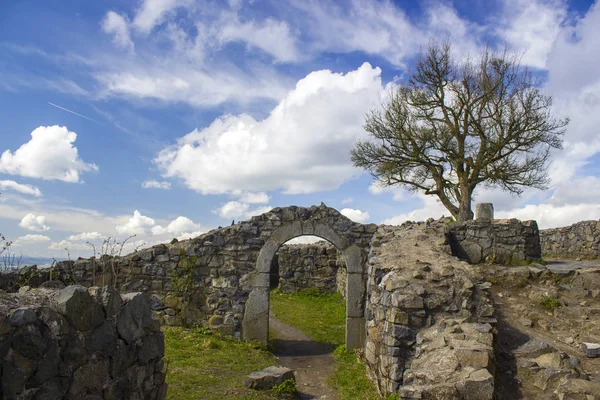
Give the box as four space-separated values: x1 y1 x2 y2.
0 285 166 399
540 220 600 259
365 220 495 397
276 242 341 292
447 219 541 264
0 205 376 347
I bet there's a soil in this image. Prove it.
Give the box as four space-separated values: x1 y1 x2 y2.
269 313 338 400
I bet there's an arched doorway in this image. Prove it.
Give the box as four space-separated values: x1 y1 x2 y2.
242 221 367 349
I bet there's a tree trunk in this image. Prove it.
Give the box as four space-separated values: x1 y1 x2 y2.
456 188 474 222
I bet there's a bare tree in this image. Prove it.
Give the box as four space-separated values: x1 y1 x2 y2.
351 43 569 221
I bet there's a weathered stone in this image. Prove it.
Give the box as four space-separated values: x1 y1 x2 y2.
514 339 554 358
89 285 123 318
117 292 159 343
8 307 38 326
55 285 104 331
475 203 494 221
581 342 600 358
457 368 494 400
243 366 295 390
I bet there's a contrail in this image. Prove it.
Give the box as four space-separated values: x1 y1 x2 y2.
48 102 101 124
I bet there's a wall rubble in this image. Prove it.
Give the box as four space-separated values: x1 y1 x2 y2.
365 219 495 397
540 220 600 259
0 285 166 399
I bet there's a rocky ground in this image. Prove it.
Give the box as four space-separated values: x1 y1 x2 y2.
478 261 600 399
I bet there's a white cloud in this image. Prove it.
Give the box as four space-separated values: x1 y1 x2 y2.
238 192 269 204
497 203 600 229
497 0 567 69
152 216 201 236
368 182 409 201
102 11 135 52
156 63 386 195
218 17 299 62
341 197 353 205
216 201 250 219
67 232 103 241
340 208 370 223
132 0 189 33
286 235 325 245
246 205 273 218
0 180 42 197
0 126 98 183
142 180 171 189
116 210 155 236
48 240 90 251
12 234 51 246
382 194 449 225
19 213 50 232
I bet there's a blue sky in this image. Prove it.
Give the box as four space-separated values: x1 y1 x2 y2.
1 0 599 258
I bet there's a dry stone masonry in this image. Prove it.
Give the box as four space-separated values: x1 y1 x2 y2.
275 242 342 293
0 285 166 399
447 219 541 264
540 220 600 259
365 219 495 397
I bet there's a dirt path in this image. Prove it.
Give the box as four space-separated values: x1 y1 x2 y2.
269 313 338 400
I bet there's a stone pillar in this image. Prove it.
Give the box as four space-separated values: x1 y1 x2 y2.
475 203 494 221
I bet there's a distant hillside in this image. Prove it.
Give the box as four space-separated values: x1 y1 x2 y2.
2 256 67 269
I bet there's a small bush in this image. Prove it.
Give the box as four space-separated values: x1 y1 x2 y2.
539 296 561 311
517 277 529 288
271 379 296 399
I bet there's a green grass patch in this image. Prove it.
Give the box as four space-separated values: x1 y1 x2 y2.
269 288 346 345
330 345 397 400
164 326 278 400
539 296 561 311
270 289 386 400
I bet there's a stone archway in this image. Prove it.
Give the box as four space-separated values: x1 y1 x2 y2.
242 220 367 349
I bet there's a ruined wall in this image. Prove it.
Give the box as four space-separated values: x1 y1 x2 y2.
0 205 376 342
276 242 341 292
447 219 541 264
365 220 495 397
540 220 600 259
0 285 166 399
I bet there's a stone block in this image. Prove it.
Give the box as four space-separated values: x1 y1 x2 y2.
581 342 600 358
55 285 104 332
243 366 295 390
346 316 365 349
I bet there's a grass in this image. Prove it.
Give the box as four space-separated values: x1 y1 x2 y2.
330 345 398 400
270 288 386 400
164 326 278 400
269 288 346 345
539 295 561 311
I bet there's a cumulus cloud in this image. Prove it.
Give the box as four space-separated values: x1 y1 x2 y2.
215 201 250 219
19 213 50 232
12 234 51 246
215 201 273 220
0 180 42 197
157 63 387 195
340 208 370 223
142 180 171 189
341 197 354 205
151 216 201 236
48 240 90 251
116 210 155 236
67 232 103 241
0 126 98 182
238 192 269 204
102 11 134 52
